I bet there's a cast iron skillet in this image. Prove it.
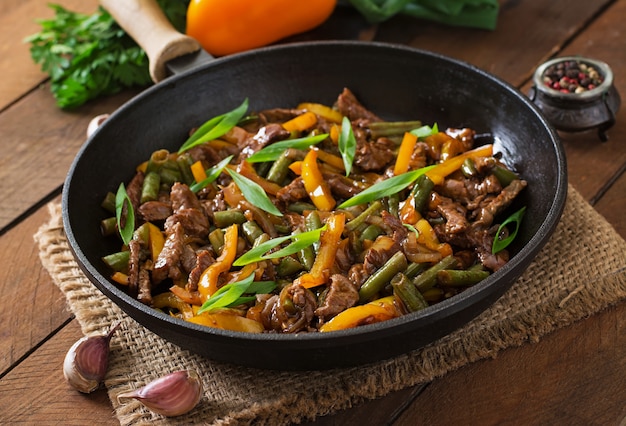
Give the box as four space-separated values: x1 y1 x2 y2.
62 5 567 371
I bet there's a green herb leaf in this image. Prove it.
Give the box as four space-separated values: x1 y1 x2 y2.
339 116 357 176
338 165 436 208
226 169 283 217
410 123 439 139
115 183 135 246
178 99 249 154
492 206 526 254
197 274 277 314
403 223 419 236
246 134 328 163
190 155 234 193
233 225 326 266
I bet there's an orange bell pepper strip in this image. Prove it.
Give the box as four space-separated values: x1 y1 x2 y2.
190 160 207 183
152 292 195 319
188 312 265 333
295 212 345 288
301 149 336 211
289 161 303 175
236 161 283 195
146 222 165 263
111 271 129 286
416 218 453 258
186 0 337 56
297 102 343 124
393 132 418 175
312 146 345 172
198 224 239 300
426 144 493 185
319 296 400 332
282 111 318 132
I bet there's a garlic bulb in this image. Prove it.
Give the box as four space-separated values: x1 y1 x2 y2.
63 322 120 393
117 370 203 417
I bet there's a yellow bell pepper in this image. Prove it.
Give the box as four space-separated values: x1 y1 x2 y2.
426 144 493 185
297 102 344 124
147 222 165 263
198 224 238 300
319 296 399 332
188 312 265 333
190 160 207 183
301 149 336 211
282 111 318 132
393 132 418 175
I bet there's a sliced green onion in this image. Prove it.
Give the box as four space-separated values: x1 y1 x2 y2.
115 183 135 246
339 116 357 176
492 206 526 254
178 99 249 154
233 225 326 266
338 165 436 208
197 274 276 314
246 134 328 163
190 155 234 193
226 169 283 217
410 123 439 139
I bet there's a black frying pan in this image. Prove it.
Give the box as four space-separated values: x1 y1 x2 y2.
62 0 567 370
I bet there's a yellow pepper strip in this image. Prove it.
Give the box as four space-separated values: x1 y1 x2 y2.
416 219 453 257
190 160 207 184
312 146 345 172
169 285 203 306
301 149 336 211
147 222 165 263
329 124 341 144
394 132 418 175
282 111 318 132
426 144 493 185
152 292 195 319
188 312 265 333
295 212 345 288
224 262 258 284
198 224 239 300
111 271 129 285
399 195 422 225
319 296 399 332
136 161 148 173
297 102 343 124
289 161 303 175
236 161 283 195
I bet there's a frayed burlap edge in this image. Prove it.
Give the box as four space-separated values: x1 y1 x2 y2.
34 184 626 426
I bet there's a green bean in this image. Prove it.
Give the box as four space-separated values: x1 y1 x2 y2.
392 273 428 312
413 255 458 292
132 222 150 246
158 167 182 186
100 217 118 237
359 224 383 241
101 191 116 214
140 171 161 203
146 149 169 174
209 228 225 254
274 223 291 234
411 174 434 214
102 250 130 272
421 287 444 303
369 120 423 139
242 221 264 245
213 209 247 228
253 233 270 247
266 150 293 184
436 269 490 287
287 201 316 214
405 261 428 279
359 251 408 303
176 153 195 186
297 245 315 271
461 158 477 178
492 165 519 187
277 256 304 277
305 210 323 252
387 193 400 217
345 200 383 232
255 161 272 178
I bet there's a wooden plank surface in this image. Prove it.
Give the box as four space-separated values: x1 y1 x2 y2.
1 0 625 425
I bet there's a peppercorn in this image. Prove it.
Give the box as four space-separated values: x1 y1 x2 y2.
543 59 603 94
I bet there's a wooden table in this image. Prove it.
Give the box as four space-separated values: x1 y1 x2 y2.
2 1 625 424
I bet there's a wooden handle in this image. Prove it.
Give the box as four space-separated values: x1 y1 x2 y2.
100 0 201 83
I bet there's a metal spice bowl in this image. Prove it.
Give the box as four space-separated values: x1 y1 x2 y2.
528 56 621 141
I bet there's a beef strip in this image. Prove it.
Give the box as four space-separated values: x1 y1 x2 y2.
187 249 215 291
354 137 395 171
276 177 308 205
152 221 185 283
430 192 469 235
238 123 290 160
139 201 172 222
472 179 527 229
315 274 359 321
335 87 382 122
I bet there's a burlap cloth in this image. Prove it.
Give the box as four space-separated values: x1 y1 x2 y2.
35 184 626 425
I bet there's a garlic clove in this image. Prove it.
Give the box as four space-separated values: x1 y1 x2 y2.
117 370 203 417
63 321 120 393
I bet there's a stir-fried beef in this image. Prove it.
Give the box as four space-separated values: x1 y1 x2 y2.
139 201 172 222
335 87 382 122
276 177 308 205
127 238 143 297
238 123 290 160
472 179 527 229
187 249 215 291
430 192 469 235
316 274 359 321
165 183 210 238
152 221 185 283
354 137 395 171
137 269 152 305
263 284 317 333
325 173 363 199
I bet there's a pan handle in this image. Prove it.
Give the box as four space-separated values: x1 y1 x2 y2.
100 0 202 83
